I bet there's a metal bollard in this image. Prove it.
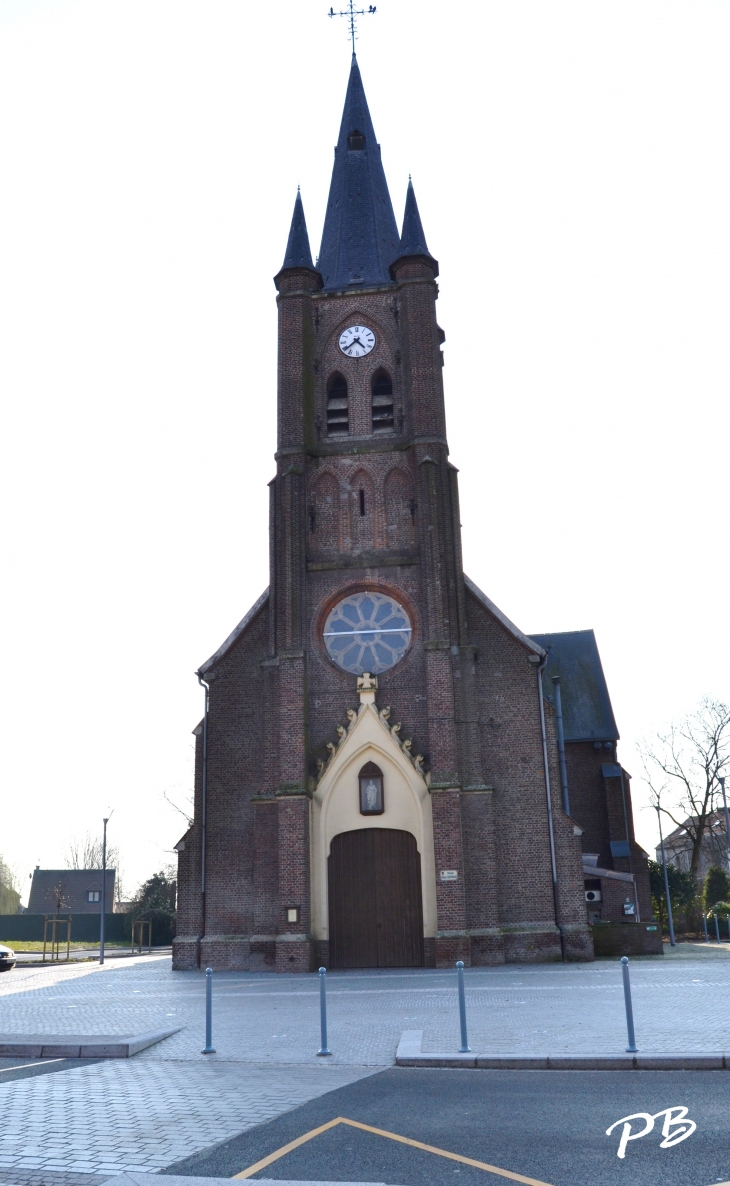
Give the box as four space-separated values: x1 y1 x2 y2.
703 914 709 943
317 967 332 1056
202 967 216 1054
714 914 721 943
621 956 638 1053
456 960 470 1053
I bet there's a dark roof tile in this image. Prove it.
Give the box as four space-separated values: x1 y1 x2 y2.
318 55 400 291
392 177 437 272
280 189 315 271
530 629 619 742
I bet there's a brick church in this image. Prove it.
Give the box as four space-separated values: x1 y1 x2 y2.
173 57 652 973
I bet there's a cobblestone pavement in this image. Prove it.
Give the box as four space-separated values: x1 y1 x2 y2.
0 1060 372 1178
3 946 730 1065
0 944 728 1183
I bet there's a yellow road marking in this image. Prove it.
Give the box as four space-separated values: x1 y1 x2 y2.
233 1114 554 1185
232 1117 342 1179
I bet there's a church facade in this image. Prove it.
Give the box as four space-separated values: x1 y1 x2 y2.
173 58 651 973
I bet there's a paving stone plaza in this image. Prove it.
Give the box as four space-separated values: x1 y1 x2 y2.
0 945 728 1183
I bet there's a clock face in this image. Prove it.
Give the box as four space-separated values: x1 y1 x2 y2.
339 325 375 358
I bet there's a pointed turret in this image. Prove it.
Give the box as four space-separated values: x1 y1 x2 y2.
280 189 315 271
318 55 400 291
391 177 438 276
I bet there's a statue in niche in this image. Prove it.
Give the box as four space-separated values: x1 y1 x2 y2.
358 760 384 815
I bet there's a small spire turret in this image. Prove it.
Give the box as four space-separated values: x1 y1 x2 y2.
391 177 438 275
280 189 316 271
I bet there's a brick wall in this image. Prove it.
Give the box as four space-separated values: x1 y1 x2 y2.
173 248 603 972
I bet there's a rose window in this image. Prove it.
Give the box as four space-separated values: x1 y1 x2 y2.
323 591 412 675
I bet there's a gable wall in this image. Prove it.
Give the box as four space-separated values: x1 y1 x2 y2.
465 590 590 959
466 591 556 928
195 603 269 942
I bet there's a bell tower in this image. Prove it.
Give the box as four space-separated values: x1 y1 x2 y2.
258 55 489 971
172 51 595 976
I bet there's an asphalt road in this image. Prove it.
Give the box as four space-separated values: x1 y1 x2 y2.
164 1067 730 1186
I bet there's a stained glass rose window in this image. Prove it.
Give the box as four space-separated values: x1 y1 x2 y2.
323 591 412 675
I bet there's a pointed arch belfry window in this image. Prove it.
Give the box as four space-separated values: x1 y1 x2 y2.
371 369 394 433
326 373 349 435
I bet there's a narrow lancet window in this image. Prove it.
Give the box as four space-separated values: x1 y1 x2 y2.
371 369 394 432
326 373 349 435
359 489 366 516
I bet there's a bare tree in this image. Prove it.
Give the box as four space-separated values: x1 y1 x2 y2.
66 832 119 872
0 853 19 894
640 698 730 879
163 790 194 829
45 878 71 913
0 854 21 914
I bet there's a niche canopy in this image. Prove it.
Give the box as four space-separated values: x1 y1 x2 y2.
323 591 411 675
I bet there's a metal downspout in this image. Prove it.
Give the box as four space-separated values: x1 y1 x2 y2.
551 676 570 816
618 769 640 922
196 672 210 969
535 657 567 962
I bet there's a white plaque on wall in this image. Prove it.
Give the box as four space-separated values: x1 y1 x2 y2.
439 869 458 881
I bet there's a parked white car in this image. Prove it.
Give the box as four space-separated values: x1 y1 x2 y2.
0 944 17 972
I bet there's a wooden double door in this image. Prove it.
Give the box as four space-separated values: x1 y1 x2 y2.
328 828 424 969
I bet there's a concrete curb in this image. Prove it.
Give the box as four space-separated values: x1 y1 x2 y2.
0 1027 181 1059
395 1031 728 1071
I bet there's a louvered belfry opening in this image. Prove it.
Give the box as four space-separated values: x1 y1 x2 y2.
326 373 349 435
328 828 424 969
371 369 394 432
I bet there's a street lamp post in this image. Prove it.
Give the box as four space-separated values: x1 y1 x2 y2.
656 804 676 948
100 816 109 965
719 776 730 874
720 776 730 941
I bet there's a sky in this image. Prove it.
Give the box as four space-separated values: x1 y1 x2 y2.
0 0 728 902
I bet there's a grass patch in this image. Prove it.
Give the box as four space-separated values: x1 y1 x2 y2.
1 940 132 953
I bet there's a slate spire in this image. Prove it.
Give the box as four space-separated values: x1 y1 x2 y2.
391 177 438 274
318 55 400 291
398 178 431 258
280 188 315 271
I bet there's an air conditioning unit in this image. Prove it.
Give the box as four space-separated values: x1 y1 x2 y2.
585 889 601 903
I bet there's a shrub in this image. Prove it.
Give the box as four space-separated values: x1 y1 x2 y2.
648 859 697 913
124 868 177 945
706 900 730 919
703 866 730 913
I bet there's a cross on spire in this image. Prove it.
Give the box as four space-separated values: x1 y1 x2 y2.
328 1 377 53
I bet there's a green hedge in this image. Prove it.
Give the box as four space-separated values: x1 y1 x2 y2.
1 914 130 943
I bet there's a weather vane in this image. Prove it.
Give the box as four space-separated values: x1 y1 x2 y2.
328 1 377 53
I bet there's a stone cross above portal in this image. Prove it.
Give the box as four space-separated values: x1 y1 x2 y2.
357 671 378 704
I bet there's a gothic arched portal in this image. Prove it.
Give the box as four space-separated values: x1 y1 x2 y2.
328 828 424 968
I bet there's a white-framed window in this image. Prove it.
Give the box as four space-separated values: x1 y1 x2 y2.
87 890 101 903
